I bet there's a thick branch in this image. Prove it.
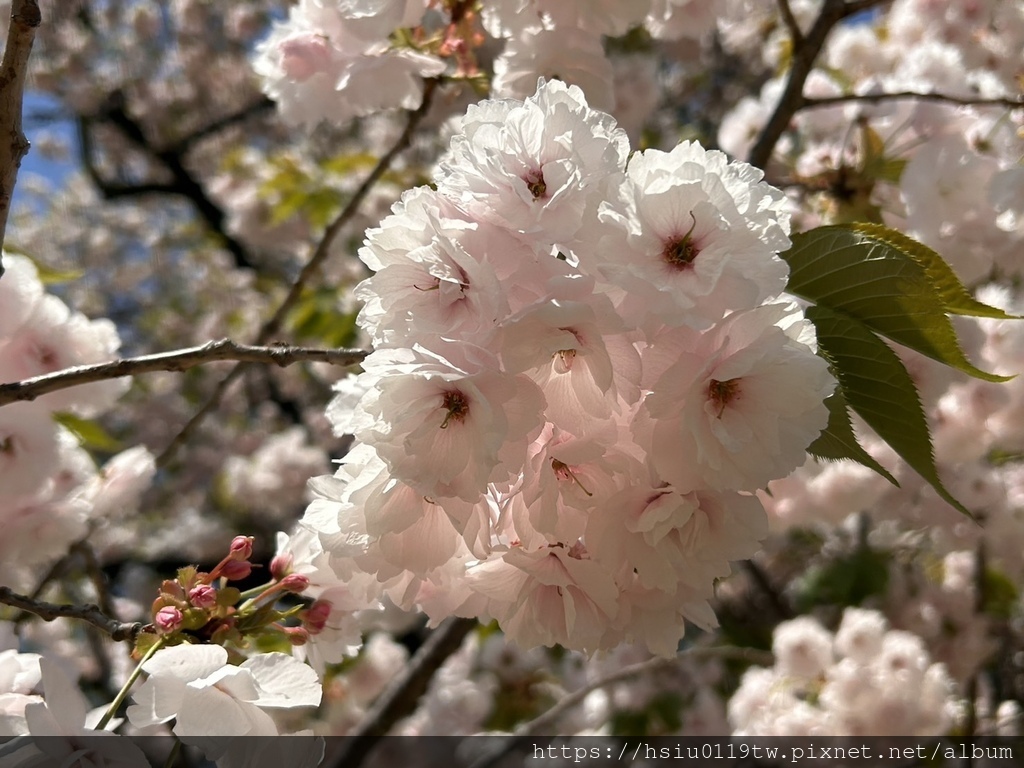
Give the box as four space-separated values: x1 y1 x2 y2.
0 586 142 642
0 0 40 275
747 0 846 169
329 616 477 768
167 96 275 156
156 78 440 469
801 90 1024 111
79 92 262 273
0 339 368 407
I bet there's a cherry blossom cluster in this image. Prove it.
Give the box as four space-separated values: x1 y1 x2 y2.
291 78 835 655
253 0 725 132
253 0 445 129
0 253 153 591
728 609 959 736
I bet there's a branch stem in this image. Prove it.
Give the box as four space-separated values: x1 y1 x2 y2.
0 0 41 273
155 78 439 468
0 585 143 642
0 339 368 407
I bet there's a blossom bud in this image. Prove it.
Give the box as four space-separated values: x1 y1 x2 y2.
220 560 253 581
270 552 293 581
188 584 217 609
302 600 332 634
228 535 254 561
279 573 310 594
281 626 310 646
155 606 183 634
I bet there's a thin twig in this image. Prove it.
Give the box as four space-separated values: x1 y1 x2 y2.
328 616 477 768
0 339 368 407
167 96 275 155
747 0 846 170
776 0 803 46
741 559 794 620
842 0 891 15
801 91 1024 111
0 586 142 642
0 0 41 274
72 541 115 619
468 645 774 768
156 78 439 469
520 646 773 736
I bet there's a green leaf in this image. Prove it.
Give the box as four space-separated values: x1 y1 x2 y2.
846 222 1017 319
794 546 891 612
807 384 898 486
784 225 1012 382
53 412 122 452
807 305 971 518
982 568 1018 620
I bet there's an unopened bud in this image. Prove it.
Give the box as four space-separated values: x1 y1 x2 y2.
281 626 310 646
188 584 217 609
229 535 254 561
220 560 253 581
270 552 293 581
155 606 183 634
302 600 332 634
279 573 310 593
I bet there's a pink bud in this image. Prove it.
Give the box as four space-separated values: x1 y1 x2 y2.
270 553 293 581
279 573 310 594
229 536 254 561
220 560 253 581
281 626 310 646
155 606 183 634
302 600 332 634
188 584 217 609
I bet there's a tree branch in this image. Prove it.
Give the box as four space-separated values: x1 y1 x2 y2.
468 645 775 768
79 91 264 274
801 90 1024 111
0 339 368 407
328 616 477 768
166 96 275 156
0 0 40 275
156 78 440 469
0 585 142 642
747 0 846 170
776 0 803 46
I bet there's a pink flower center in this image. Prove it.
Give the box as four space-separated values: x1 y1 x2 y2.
524 169 548 200
708 378 741 418
662 212 701 270
439 390 470 429
279 34 333 82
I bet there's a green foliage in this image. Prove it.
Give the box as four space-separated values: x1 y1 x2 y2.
782 223 1016 516
53 412 122 452
287 289 360 348
609 692 685 737
793 545 891 612
3 244 84 284
982 568 1019 620
807 386 896 485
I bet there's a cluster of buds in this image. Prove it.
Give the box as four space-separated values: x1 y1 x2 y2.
135 536 323 659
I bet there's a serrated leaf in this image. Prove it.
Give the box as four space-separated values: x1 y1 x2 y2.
807 384 898 485
53 412 122 452
784 225 1011 382
807 304 972 518
846 222 1017 319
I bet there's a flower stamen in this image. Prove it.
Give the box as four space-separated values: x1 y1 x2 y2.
439 390 470 429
